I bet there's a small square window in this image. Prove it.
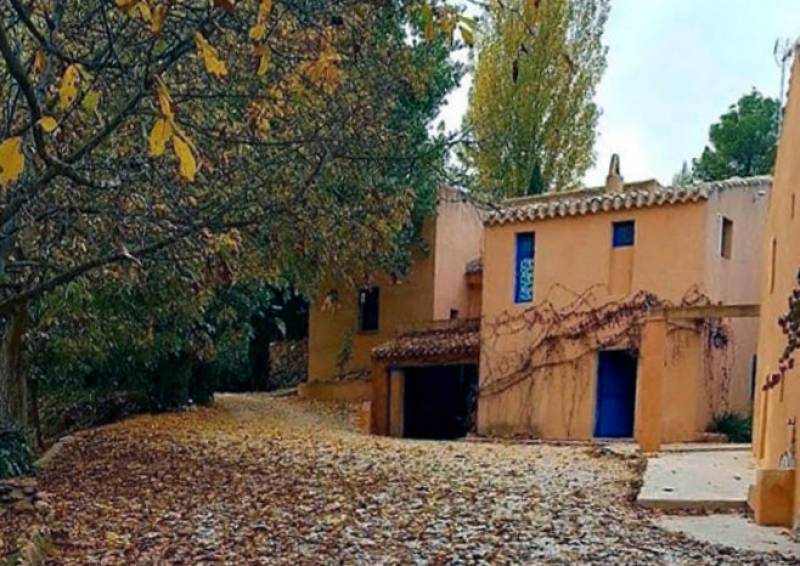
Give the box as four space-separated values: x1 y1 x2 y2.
721 217 733 259
612 221 635 247
358 287 379 332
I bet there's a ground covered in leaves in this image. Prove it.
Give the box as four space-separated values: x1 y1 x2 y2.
6 394 795 564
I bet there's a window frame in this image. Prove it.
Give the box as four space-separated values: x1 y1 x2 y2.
720 216 733 259
357 286 380 333
514 232 536 304
612 220 635 248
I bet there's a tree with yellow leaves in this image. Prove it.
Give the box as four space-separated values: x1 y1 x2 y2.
464 0 609 196
0 0 469 428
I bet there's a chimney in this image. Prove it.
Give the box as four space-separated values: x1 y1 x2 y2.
606 153 624 193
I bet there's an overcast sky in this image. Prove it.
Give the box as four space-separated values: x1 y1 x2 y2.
438 0 800 187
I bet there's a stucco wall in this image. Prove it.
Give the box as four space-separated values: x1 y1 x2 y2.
701 183 769 417
752 48 800 527
307 220 436 383
432 189 484 320
307 190 483 384
479 195 763 441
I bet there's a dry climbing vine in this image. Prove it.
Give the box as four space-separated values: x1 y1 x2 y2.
765 269 800 391
480 283 734 419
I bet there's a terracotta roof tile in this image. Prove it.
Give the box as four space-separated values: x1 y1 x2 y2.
371 319 480 362
485 176 771 226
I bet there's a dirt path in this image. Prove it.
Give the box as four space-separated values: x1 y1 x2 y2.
25 394 791 564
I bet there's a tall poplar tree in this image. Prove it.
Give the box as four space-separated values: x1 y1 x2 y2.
465 0 609 196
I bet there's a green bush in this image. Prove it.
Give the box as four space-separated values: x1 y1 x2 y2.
0 426 33 478
707 412 752 443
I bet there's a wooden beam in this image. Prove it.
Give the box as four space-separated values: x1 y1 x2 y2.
650 304 759 321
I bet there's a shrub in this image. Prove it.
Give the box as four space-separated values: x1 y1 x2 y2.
707 411 752 443
0 426 33 478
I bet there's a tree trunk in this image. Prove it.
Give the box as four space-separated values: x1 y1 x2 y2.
0 304 30 429
29 373 44 450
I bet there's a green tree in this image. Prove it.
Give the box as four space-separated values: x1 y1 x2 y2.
464 0 609 196
692 90 780 182
0 0 466 429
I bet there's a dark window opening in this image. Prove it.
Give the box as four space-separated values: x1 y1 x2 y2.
721 217 733 259
514 232 535 303
358 287 379 332
403 365 478 439
449 309 459 320
612 221 635 248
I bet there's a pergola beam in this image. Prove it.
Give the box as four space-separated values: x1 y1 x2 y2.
650 304 759 321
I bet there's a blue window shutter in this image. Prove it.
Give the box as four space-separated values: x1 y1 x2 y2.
514 233 535 303
612 221 635 247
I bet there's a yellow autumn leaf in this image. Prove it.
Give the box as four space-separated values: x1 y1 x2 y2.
249 23 266 41
255 45 271 76
148 118 172 156
194 33 228 78
460 25 474 47
0 137 25 188
115 0 139 12
33 50 46 75
135 2 151 21
37 116 58 133
304 47 342 93
173 135 197 181
58 64 80 109
150 4 167 34
257 0 272 22
82 90 101 113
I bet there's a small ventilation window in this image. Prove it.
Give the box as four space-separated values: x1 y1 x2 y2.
612 221 635 248
358 287 380 333
721 217 733 259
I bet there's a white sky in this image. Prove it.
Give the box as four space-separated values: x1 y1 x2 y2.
438 0 800 187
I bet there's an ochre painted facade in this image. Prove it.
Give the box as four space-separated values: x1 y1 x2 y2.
751 46 800 529
305 188 483 401
479 175 769 442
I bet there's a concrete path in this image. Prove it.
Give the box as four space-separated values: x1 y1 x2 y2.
657 515 800 559
638 448 752 510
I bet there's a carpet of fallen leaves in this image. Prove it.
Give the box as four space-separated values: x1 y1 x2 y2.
8 394 792 564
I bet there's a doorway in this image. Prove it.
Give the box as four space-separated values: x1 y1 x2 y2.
594 350 638 438
403 364 478 440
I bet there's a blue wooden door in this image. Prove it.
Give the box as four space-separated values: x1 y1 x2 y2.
594 351 638 438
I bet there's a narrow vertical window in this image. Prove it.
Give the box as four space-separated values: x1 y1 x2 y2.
720 217 733 259
358 287 380 332
792 194 796 220
769 238 777 294
514 232 535 303
612 221 635 247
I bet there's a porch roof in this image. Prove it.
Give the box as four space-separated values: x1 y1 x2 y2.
371 318 480 364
